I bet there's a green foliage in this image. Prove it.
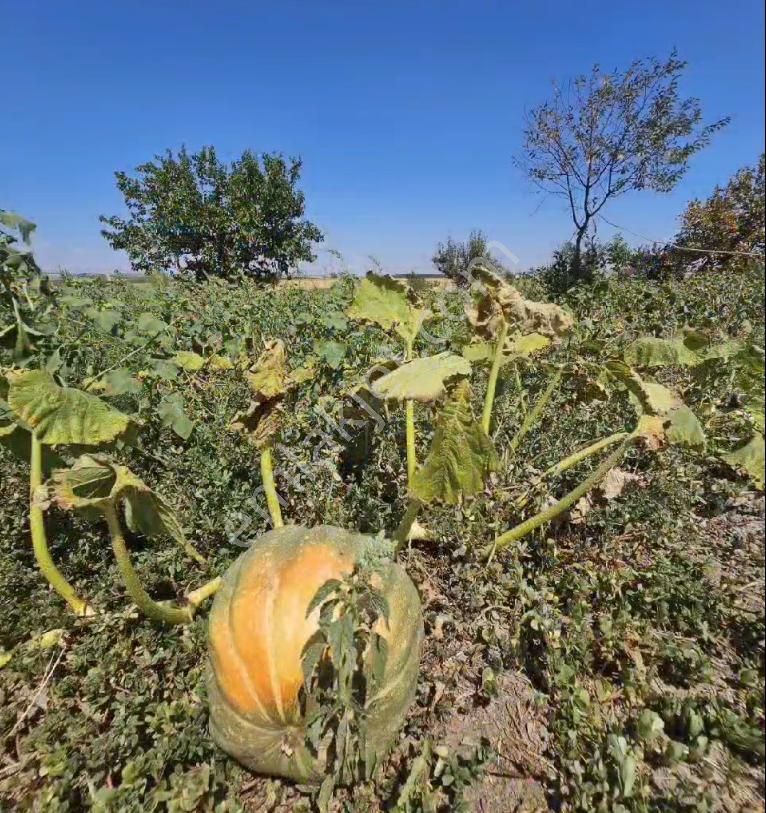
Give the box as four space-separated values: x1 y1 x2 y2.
0 261 763 811
301 566 391 809
6 369 133 447
411 381 497 504
431 229 490 288
346 273 431 352
671 153 765 273
100 145 323 281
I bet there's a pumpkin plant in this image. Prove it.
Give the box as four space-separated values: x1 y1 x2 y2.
0 211 56 361
207 325 504 791
229 338 316 528
0 368 220 620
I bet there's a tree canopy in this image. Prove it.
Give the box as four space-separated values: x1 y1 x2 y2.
100 146 323 281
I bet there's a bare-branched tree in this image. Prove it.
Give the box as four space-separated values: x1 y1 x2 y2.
518 52 729 281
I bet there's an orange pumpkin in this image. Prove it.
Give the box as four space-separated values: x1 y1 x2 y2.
207 525 423 783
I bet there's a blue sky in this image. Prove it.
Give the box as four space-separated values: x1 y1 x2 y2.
2 0 764 274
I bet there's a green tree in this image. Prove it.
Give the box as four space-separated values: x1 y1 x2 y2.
670 153 765 272
432 230 490 287
518 52 728 282
100 146 323 281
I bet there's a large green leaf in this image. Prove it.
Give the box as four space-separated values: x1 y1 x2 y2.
7 370 132 446
722 434 765 490
624 337 703 368
665 406 706 450
49 455 204 563
346 274 412 330
605 361 706 449
411 381 497 503
346 273 430 348
371 353 471 402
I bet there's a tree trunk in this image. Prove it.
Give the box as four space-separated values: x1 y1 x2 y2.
573 223 590 284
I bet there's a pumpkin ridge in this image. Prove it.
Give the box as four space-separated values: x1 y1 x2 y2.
224 560 280 726
208 666 282 735
369 626 420 706
264 568 288 723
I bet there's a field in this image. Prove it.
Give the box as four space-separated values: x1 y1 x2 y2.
1 267 764 812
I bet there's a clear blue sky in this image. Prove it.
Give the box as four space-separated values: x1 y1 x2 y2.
2 0 764 274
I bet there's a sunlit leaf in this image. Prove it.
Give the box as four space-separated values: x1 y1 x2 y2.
372 352 471 402
665 405 706 449
7 370 132 446
289 357 317 384
411 381 497 503
173 350 206 372
624 336 702 368
346 274 412 330
346 273 430 347
722 433 765 489
246 339 288 400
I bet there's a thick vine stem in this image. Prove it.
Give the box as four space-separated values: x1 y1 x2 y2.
104 505 193 625
29 434 94 617
509 368 563 454
260 445 284 528
484 435 634 559
393 499 422 554
186 577 223 609
515 431 631 510
405 400 417 485
482 320 509 434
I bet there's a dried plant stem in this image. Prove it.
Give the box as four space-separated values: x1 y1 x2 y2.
29 434 93 617
260 446 284 528
482 320 509 434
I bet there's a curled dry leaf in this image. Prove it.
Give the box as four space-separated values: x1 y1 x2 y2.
468 266 574 339
570 467 642 523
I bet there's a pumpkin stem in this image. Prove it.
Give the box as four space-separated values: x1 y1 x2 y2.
260 445 284 528
186 576 223 609
29 433 94 616
103 504 193 625
393 499 422 554
515 430 631 510
508 367 562 454
481 320 509 434
405 400 417 486
484 435 634 560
